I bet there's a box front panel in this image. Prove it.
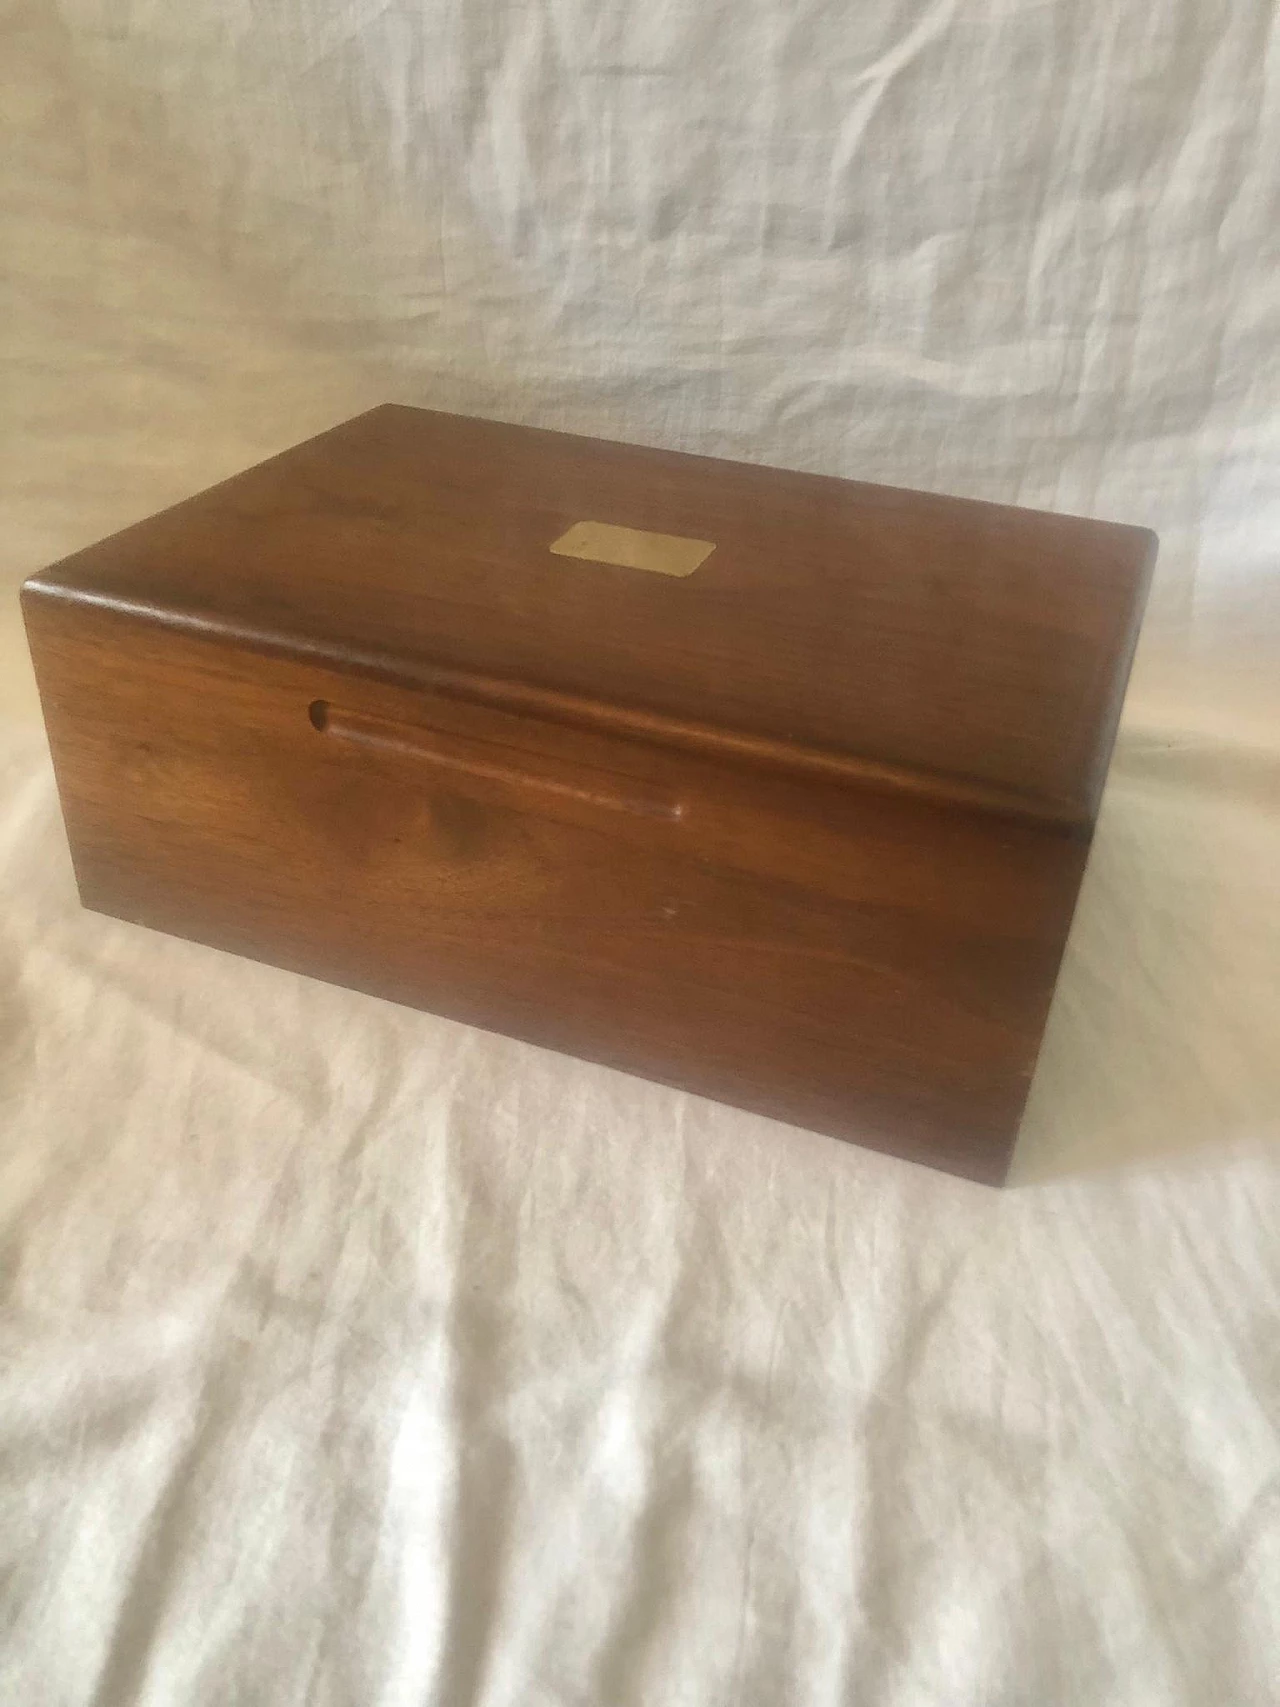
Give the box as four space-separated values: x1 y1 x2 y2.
23 595 1090 1182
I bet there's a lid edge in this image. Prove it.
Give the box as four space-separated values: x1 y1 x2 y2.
23 577 1091 834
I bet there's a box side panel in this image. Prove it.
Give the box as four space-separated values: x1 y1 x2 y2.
21 588 1092 1184
1076 530 1159 821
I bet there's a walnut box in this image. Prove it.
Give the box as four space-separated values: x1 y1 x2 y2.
21 406 1155 1182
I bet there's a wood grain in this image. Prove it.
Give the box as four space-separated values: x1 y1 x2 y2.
21 406 1155 1182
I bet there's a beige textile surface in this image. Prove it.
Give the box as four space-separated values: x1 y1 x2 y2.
2 2 1279 1703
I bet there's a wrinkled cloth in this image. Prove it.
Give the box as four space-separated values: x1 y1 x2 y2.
2 2 1279 1704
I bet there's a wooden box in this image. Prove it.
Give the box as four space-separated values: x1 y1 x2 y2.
21 406 1155 1182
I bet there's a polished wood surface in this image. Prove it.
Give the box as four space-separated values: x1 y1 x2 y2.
22 407 1155 1182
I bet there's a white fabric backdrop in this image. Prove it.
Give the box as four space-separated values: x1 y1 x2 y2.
2 2 1278 1702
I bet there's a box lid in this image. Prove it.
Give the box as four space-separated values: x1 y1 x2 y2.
26 404 1155 827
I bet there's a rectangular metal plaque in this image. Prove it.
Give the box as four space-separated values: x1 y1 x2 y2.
550 521 715 578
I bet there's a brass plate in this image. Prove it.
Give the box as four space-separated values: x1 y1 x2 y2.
550 520 715 578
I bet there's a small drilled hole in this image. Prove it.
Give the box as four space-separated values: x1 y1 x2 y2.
308 699 329 731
